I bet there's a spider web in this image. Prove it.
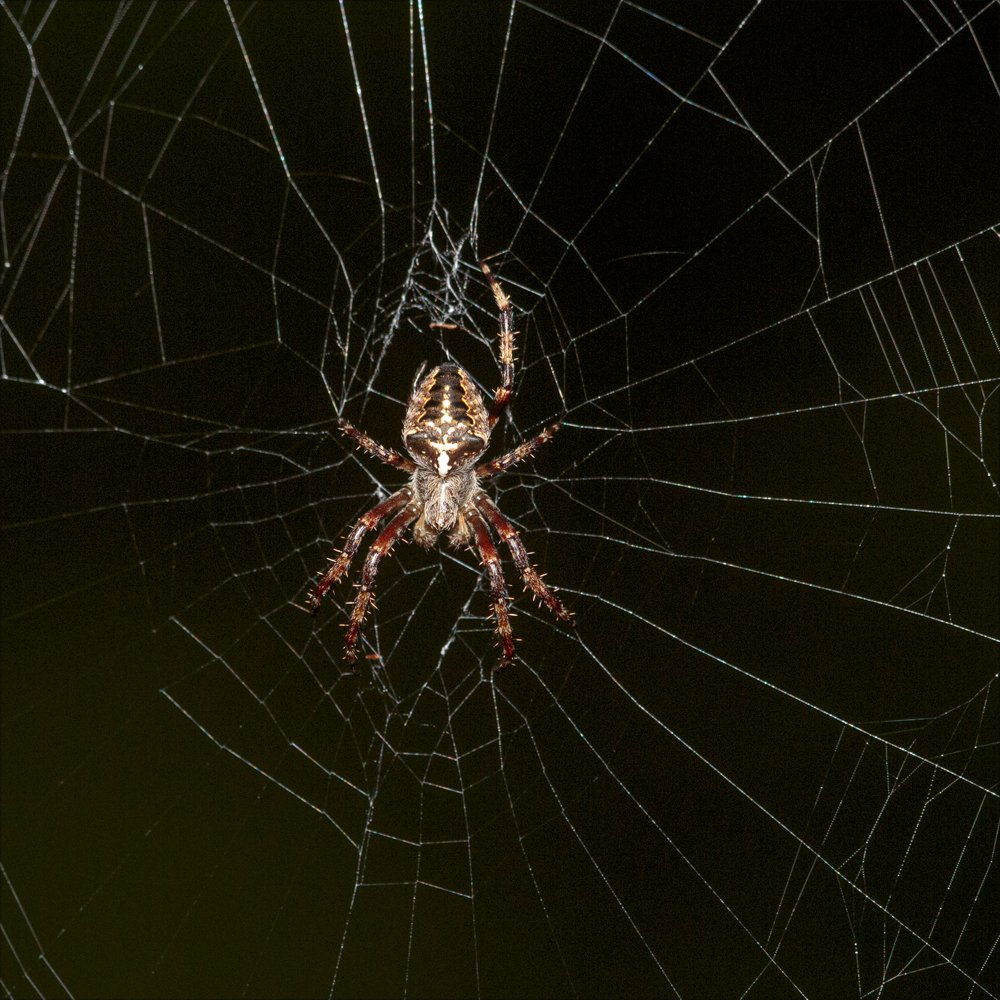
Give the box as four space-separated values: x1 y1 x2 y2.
2 2 998 998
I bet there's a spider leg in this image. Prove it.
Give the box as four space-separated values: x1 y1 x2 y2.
476 421 562 479
465 504 517 669
307 488 413 612
343 502 419 664
475 494 574 626
479 261 516 429
339 420 418 472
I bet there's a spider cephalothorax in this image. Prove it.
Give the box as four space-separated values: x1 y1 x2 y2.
306 261 574 669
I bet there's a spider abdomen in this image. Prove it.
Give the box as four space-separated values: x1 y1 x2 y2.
403 363 490 475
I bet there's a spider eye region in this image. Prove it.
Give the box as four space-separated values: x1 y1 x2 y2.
424 483 460 532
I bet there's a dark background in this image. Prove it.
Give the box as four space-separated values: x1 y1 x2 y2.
2 2 998 998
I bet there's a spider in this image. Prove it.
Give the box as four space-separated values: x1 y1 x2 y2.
307 261 574 669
